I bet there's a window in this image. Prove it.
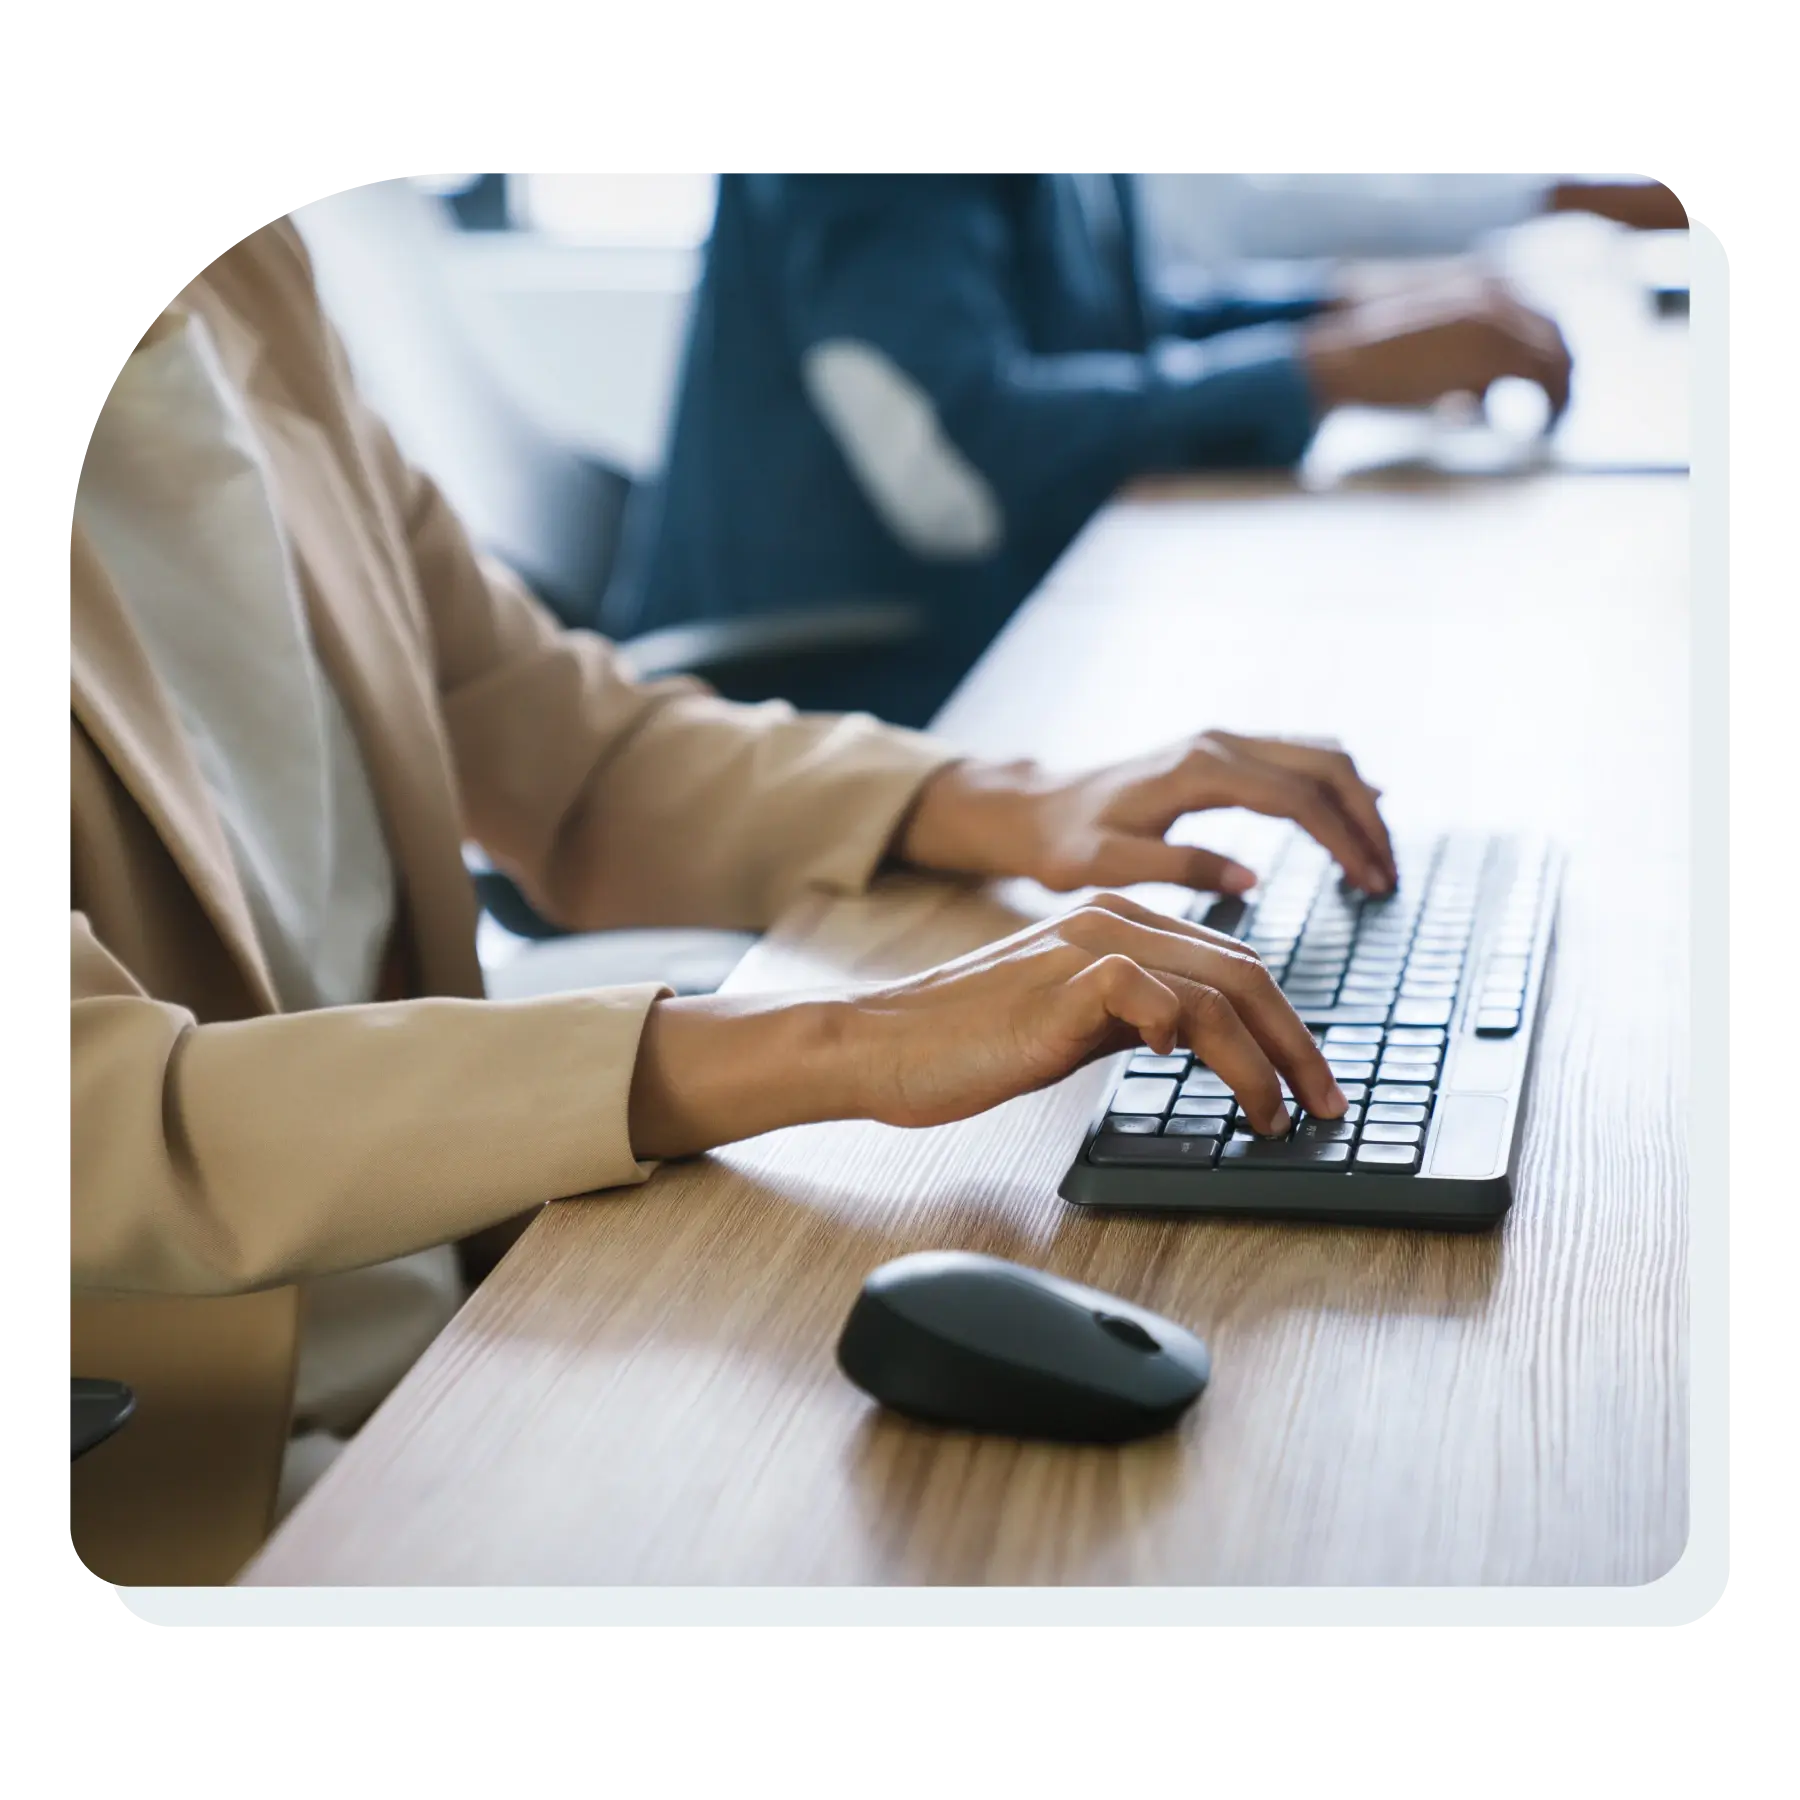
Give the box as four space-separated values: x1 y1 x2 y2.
413 174 717 247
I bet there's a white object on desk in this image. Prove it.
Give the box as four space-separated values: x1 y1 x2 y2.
480 923 755 999
1301 216 1690 486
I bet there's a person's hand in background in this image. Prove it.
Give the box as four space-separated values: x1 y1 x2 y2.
1548 179 1687 231
1302 273 1573 420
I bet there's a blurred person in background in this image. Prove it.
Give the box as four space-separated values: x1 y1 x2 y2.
615 174 1574 728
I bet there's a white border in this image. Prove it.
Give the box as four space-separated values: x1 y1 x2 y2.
108 214 1728 1634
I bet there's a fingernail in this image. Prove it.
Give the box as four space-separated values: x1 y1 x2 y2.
1327 1081 1348 1113
1220 862 1256 894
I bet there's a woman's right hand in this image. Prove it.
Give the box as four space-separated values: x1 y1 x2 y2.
840 891 1342 1137
627 892 1344 1162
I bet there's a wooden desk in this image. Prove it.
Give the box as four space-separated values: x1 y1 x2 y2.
246 473 1690 1586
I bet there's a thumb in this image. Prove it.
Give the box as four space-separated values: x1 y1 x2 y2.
1090 833 1257 896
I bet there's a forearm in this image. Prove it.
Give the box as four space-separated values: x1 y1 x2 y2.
1156 271 1336 342
536 694 958 933
892 327 1320 549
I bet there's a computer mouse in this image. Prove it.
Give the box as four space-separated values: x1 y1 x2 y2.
835 1250 1210 1444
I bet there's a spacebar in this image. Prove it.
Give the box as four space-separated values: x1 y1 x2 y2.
1219 1138 1351 1170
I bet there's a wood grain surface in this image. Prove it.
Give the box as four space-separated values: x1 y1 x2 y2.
245 473 1690 1586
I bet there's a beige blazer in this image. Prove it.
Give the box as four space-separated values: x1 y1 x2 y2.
70 220 954 1585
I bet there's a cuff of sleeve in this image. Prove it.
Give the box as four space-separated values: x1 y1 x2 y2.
1148 321 1322 468
484 981 676 1196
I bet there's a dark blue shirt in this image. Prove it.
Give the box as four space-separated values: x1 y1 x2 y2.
614 175 1327 725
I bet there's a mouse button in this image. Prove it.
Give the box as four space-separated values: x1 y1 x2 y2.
1094 1312 1161 1353
880 1270 1042 1347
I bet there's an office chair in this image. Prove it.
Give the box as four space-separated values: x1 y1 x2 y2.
72 1379 135 1461
296 179 929 949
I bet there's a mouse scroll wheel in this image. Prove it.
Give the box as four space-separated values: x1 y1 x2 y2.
1094 1312 1160 1353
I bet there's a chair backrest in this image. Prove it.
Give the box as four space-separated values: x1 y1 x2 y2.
293 180 630 627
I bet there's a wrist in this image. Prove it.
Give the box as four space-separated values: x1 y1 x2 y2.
895 757 1056 881
1300 318 1361 411
627 991 863 1161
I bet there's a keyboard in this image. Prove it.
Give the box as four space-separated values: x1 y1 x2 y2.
1058 829 1559 1230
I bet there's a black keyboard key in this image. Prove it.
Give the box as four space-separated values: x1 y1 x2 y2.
1376 1061 1440 1086
1180 1072 1234 1098
1357 937 1413 958
1289 946 1348 967
1298 1005 1391 1028
1200 895 1251 936
1111 1077 1178 1115
1220 1137 1352 1169
1385 1027 1446 1048
1391 1000 1452 1027
1091 1131 1221 1168
1295 1117 1357 1142
1360 1122 1423 1146
1371 1083 1433 1105
1323 1025 1383 1046
1243 1102 1296 1137
1102 1113 1162 1135
1337 1083 1369 1104
1377 1058 1440 1082
1127 1053 1190 1078
1354 1142 1421 1170
1476 1009 1522 1036
1283 986 1341 1006
1324 1059 1376 1082
1365 1102 1429 1124
1164 1115 1228 1137
1171 1095 1234 1118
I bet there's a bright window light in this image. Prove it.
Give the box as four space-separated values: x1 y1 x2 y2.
410 173 483 196
511 175 718 247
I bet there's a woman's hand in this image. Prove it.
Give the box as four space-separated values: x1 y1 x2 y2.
897 730 1396 899
840 892 1344 1135
627 892 1344 1161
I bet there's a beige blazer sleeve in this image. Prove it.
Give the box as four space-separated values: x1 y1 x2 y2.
70 221 961 1298
72 910 674 1293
